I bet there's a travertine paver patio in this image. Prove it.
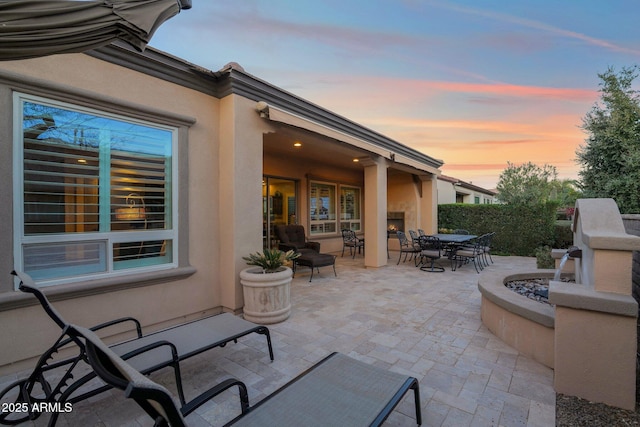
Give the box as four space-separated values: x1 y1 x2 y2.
0 253 554 426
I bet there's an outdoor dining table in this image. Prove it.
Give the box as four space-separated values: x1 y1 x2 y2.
432 233 477 244
432 233 477 260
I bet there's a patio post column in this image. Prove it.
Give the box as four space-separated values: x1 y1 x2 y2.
417 174 438 234
219 95 265 313
362 156 388 267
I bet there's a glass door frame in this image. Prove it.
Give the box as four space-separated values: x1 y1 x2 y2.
263 176 298 250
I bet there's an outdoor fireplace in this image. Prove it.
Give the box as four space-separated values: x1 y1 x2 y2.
387 212 404 234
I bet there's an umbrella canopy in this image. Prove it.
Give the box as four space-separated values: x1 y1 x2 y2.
0 0 192 60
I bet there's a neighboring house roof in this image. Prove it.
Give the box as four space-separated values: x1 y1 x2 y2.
88 41 444 174
438 174 497 196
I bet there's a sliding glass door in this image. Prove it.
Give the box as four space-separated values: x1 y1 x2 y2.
263 176 297 249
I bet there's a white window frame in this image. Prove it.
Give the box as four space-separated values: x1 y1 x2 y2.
340 185 362 231
309 180 337 236
13 93 179 287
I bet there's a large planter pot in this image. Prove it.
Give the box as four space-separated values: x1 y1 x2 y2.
240 266 292 324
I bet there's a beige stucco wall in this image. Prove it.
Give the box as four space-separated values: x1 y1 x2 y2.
437 180 457 204
481 297 554 368
554 306 637 410
0 51 442 372
218 95 267 311
0 53 228 372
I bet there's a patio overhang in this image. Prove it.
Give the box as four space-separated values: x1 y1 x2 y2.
257 101 442 176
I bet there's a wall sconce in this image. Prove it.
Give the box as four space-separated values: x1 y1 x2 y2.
115 193 146 221
256 101 269 118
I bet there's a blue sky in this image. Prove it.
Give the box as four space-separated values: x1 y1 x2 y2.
151 0 640 189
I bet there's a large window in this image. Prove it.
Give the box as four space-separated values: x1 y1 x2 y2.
14 94 177 285
340 186 361 231
309 181 336 235
310 181 362 235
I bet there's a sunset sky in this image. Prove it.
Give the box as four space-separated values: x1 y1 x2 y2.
151 1 640 189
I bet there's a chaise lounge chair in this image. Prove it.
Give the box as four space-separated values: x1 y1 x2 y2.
71 323 423 426
0 271 274 426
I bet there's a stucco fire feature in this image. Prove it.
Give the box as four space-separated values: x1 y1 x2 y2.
480 198 640 411
550 198 640 410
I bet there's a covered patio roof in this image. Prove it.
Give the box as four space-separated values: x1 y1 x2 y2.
88 44 444 176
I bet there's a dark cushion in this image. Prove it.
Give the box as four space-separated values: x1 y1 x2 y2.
275 225 320 253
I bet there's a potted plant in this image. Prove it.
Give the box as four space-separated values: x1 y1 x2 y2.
240 249 300 324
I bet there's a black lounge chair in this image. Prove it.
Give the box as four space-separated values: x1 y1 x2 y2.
70 323 422 426
0 271 273 425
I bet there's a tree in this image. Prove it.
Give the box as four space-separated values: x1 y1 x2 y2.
550 178 582 208
496 161 558 205
576 66 640 214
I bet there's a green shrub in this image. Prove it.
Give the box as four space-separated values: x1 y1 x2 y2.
553 221 573 249
535 245 555 269
438 203 558 256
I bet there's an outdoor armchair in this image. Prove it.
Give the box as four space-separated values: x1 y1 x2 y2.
450 238 484 273
341 229 365 258
274 224 320 254
396 230 421 265
417 236 445 272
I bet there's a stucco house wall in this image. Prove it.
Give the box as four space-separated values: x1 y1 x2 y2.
437 175 497 205
0 52 225 372
0 44 443 373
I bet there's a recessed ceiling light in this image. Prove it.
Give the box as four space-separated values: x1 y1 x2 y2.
353 158 359 162
293 141 302 147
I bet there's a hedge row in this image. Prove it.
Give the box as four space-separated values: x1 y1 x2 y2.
554 221 574 249
437 203 560 256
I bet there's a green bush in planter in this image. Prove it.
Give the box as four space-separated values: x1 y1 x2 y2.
243 249 300 273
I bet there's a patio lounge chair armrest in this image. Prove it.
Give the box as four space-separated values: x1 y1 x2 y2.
90 317 143 338
120 339 178 362
180 378 249 418
120 340 186 405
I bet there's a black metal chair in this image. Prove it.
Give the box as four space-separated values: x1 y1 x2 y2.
450 238 484 273
396 231 421 265
408 229 420 246
417 236 445 272
482 232 495 265
341 229 364 258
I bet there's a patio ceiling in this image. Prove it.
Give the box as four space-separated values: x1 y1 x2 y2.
263 125 374 172
263 124 434 177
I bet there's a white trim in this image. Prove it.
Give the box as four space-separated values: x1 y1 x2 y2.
13 92 179 287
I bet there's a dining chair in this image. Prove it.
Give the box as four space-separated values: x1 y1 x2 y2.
341 229 364 258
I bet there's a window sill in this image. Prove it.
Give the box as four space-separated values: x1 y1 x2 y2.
0 266 196 312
